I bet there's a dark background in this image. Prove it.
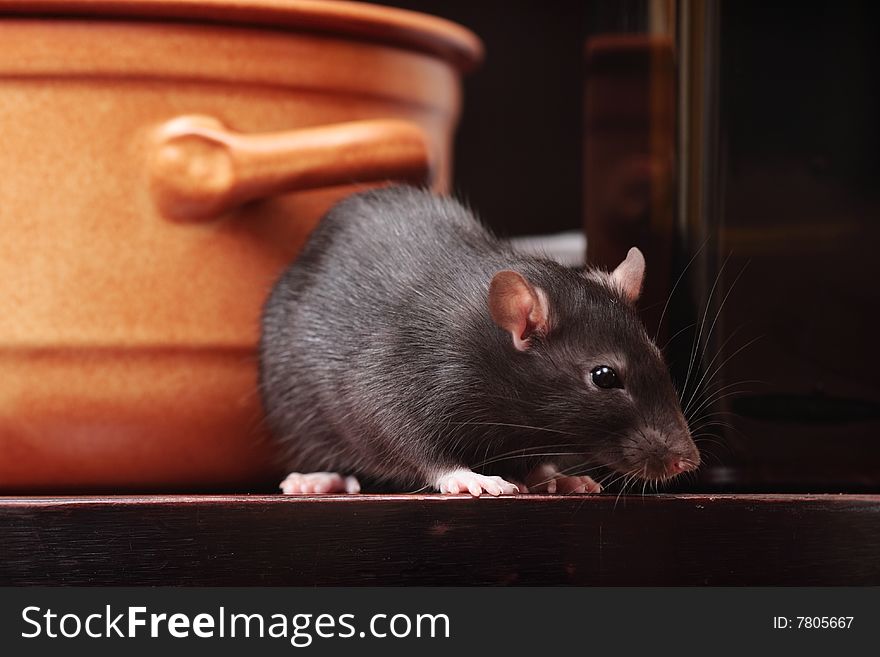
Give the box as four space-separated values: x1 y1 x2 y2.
713 0 880 487
383 0 589 237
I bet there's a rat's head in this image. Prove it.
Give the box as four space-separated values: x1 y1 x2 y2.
487 247 700 483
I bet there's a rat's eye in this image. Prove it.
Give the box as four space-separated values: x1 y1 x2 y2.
591 365 623 389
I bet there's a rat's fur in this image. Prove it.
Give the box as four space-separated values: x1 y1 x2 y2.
259 186 698 491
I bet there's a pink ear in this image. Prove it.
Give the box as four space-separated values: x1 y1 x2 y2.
488 271 549 351
610 247 645 303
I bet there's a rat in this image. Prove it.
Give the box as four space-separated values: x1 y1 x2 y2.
258 186 699 496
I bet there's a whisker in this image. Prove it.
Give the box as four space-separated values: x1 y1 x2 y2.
473 451 585 470
679 253 730 412
448 421 575 435
684 342 763 419
692 261 749 379
681 326 750 413
662 321 698 353
654 237 708 342
683 335 761 416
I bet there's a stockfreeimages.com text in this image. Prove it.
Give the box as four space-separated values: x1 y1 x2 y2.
21 606 450 646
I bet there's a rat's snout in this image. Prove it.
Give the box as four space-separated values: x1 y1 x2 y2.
620 426 701 480
664 454 700 476
659 433 701 479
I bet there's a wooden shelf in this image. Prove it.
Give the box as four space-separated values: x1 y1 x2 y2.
3 494 879 585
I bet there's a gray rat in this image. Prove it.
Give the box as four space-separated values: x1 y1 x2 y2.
258 186 699 496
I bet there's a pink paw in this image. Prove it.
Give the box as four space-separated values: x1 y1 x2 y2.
436 469 521 497
279 472 361 495
526 464 602 494
548 475 602 494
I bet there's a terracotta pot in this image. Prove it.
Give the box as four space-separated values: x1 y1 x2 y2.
0 0 481 491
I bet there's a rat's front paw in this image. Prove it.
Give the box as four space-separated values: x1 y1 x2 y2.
526 464 602 494
436 469 521 497
279 472 361 495
548 475 602 494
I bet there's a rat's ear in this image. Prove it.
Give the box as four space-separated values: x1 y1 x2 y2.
610 247 645 303
488 271 549 351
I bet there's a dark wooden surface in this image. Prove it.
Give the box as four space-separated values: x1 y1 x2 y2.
2 494 879 585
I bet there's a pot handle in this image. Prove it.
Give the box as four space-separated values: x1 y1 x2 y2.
149 115 432 222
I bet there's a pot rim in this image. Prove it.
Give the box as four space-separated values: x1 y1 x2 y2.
0 0 483 72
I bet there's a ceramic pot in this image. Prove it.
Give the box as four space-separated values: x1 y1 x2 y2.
0 0 481 490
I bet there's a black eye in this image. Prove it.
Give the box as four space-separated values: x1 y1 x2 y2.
591 365 622 389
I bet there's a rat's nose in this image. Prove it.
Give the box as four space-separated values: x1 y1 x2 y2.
665 457 698 476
